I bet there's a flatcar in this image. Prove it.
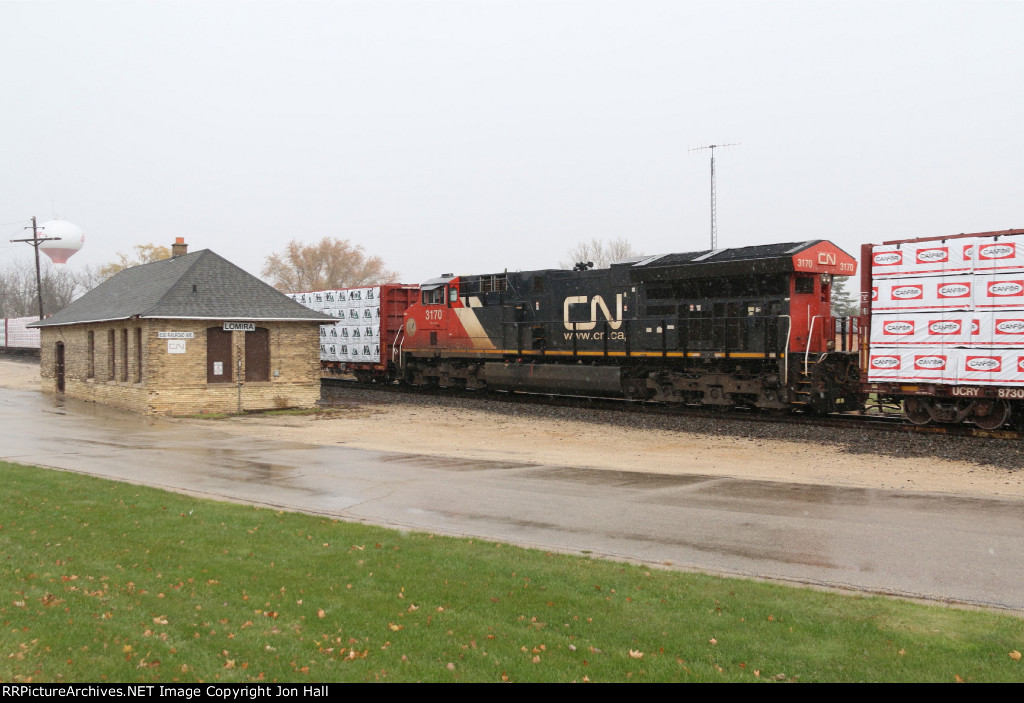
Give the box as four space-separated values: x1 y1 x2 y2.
396 241 861 414
861 228 1024 430
287 284 419 382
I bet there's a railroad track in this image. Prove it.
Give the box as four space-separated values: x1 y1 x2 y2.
319 377 1023 441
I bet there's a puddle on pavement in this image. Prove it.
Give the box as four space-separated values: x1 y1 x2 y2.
378 453 537 471
519 466 714 489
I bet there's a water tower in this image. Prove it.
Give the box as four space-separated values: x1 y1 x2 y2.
38 219 84 264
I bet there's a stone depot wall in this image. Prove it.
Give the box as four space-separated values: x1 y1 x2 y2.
40 320 321 415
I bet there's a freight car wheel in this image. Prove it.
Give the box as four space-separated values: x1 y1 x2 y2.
903 398 932 425
972 400 1011 430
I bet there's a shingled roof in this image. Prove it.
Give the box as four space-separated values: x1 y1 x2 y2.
31 249 333 327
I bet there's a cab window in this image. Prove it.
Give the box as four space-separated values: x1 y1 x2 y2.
422 287 444 305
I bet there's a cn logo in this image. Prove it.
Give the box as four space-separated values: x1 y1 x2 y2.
563 294 624 331
817 252 836 266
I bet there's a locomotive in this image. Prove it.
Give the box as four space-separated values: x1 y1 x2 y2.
396 240 862 414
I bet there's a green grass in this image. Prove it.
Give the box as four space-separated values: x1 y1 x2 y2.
1 461 1022 683
184 412 233 420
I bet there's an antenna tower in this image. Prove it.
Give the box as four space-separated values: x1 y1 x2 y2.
690 143 739 250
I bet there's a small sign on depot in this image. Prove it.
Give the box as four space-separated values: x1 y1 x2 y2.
223 322 256 332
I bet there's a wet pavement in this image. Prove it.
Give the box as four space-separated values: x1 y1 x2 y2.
2 388 1023 612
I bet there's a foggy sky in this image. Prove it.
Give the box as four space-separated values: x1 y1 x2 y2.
2 0 1021 289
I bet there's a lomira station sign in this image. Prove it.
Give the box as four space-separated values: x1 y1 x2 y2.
223 322 256 332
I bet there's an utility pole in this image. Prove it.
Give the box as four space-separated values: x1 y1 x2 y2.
690 143 739 250
10 217 59 320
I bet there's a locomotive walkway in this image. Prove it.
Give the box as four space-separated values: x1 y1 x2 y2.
2 386 1023 614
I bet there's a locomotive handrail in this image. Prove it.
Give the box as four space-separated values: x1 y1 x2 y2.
802 315 827 378
779 315 792 387
392 326 406 371
805 315 822 376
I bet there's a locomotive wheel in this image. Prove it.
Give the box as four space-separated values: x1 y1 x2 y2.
972 400 1011 430
903 398 932 425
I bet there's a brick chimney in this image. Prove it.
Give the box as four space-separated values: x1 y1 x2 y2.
171 237 188 257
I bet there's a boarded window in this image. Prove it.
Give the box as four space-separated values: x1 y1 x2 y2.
87 331 95 379
207 327 233 383
108 330 115 379
245 327 270 382
135 328 143 383
121 329 129 381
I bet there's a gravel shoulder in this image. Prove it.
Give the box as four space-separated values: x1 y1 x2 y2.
268 386 1024 498
5 356 1022 499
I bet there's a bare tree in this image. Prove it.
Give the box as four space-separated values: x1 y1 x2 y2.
261 238 398 291
0 259 84 318
98 244 172 280
830 276 859 317
560 237 641 270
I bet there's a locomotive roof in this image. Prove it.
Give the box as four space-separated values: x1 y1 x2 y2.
629 240 825 268
31 249 334 327
624 240 855 279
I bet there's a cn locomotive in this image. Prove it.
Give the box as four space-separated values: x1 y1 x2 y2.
396 241 862 414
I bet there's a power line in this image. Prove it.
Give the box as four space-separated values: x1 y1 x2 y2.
10 217 59 320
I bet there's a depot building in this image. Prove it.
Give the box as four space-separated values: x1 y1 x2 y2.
31 239 332 415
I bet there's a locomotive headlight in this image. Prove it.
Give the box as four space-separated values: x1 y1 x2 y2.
821 273 833 286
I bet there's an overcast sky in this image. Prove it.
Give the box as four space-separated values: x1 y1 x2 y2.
2 0 1021 288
